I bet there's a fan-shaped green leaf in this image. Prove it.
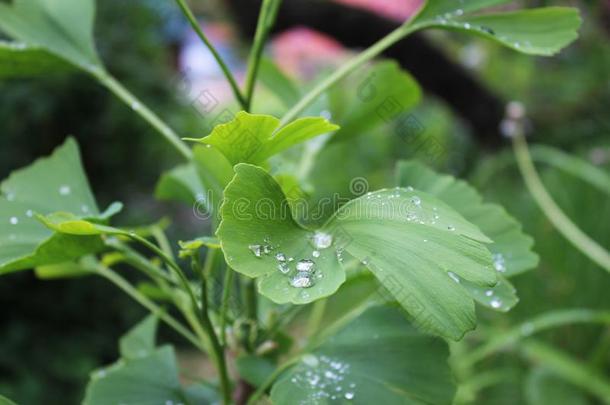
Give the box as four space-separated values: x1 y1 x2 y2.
396 160 538 277
0 138 119 274
184 112 338 166
271 306 456 405
0 0 101 69
217 164 345 305
119 315 158 360
413 2 581 56
328 188 496 340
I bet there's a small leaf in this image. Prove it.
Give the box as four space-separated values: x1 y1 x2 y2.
34 260 92 280
0 40 73 77
0 138 118 274
155 163 203 205
413 2 581 56
258 58 301 108
83 346 217 405
119 315 159 360
185 112 339 166
458 273 518 312
0 0 101 69
396 160 538 277
218 164 345 304
236 355 276 388
271 306 456 405
328 187 496 340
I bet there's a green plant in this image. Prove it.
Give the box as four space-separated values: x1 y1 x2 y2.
3 1 607 404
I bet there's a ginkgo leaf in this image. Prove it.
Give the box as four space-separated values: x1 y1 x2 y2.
84 316 217 405
327 188 496 340
412 2 581 56
0 138 119 274
396 160 538 277
271 306 456 405
184 112 339 166
0 41 74 77
217 164 346 305
0 0 101 69
218 164 497 339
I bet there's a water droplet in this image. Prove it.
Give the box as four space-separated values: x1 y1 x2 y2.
275 252 286 262
492 253 506 273
410 196 421 206
302 354 319 367
345 392 355 400
9 216 18 225
296 259 315 273
464 23 472 29
485 290 493 297
277 262 290 274
447 225 455 231
291 272 313 288
312 231 333 249
406 186 414 191
406 212 417 222
249 244 262 257
6 192 15 201
131 101 141 111
490 298 502 309
59 185 71 195
520 322 534 336
312 250 320 258
448 271 460 283
263 244 272 254
81 204 90 213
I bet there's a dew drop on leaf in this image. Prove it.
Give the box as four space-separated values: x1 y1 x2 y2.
249 244 262 257
291 272 314 288
312 231 333 249
59 185 71 195
9 216 19 225
296 259 315 273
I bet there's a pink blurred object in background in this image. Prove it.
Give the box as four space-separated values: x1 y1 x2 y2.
334 0 422 21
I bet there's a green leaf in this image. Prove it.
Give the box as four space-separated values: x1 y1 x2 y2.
236 355 276 388
0 138 117 274
155 163 204 206
396 160 538 277
119 315 159 360
0 0 101 69
218 164 346 305
329 61 421 142
0 40 73 78
184 112 339 166
83 346 216 405
328 187 496 340
259 58 301 108
0 395 17 405
458 273 518 312
413 3 581 56
271 306 456 405
524 367 588 405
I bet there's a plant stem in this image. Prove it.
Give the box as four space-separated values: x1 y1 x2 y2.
279 22 420 126
105 238 176 284
243 278 258 352
512 132 610 272
520 339 610 404
243 0 283 110
246 355 301 405
173 0 247 110
460 308 610 368
192 257 233 405
93 264 205 351
91 68 192 160
220 267 234 346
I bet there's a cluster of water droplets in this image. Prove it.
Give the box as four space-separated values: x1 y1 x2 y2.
434 8 532 51
447 270 504 310
291 354 356 402
248 232 334 289
492 253 506 273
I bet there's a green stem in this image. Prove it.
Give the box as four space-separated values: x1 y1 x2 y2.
192 257 233 405
105 238 176 284
306 299 327 336
243 0 283 110
173 0 247 110
219 267 234 346
93 264 204 351
520 339 610 404
460 309 610 368
243 278 258 352
91 68 192 160
246 356 301 405
279 22 420 126
513 132 610 272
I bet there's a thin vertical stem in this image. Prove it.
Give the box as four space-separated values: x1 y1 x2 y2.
243 0 283 110
173 0 247 110
512 132 610 272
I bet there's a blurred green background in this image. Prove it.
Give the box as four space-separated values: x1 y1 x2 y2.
0 0 609 404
